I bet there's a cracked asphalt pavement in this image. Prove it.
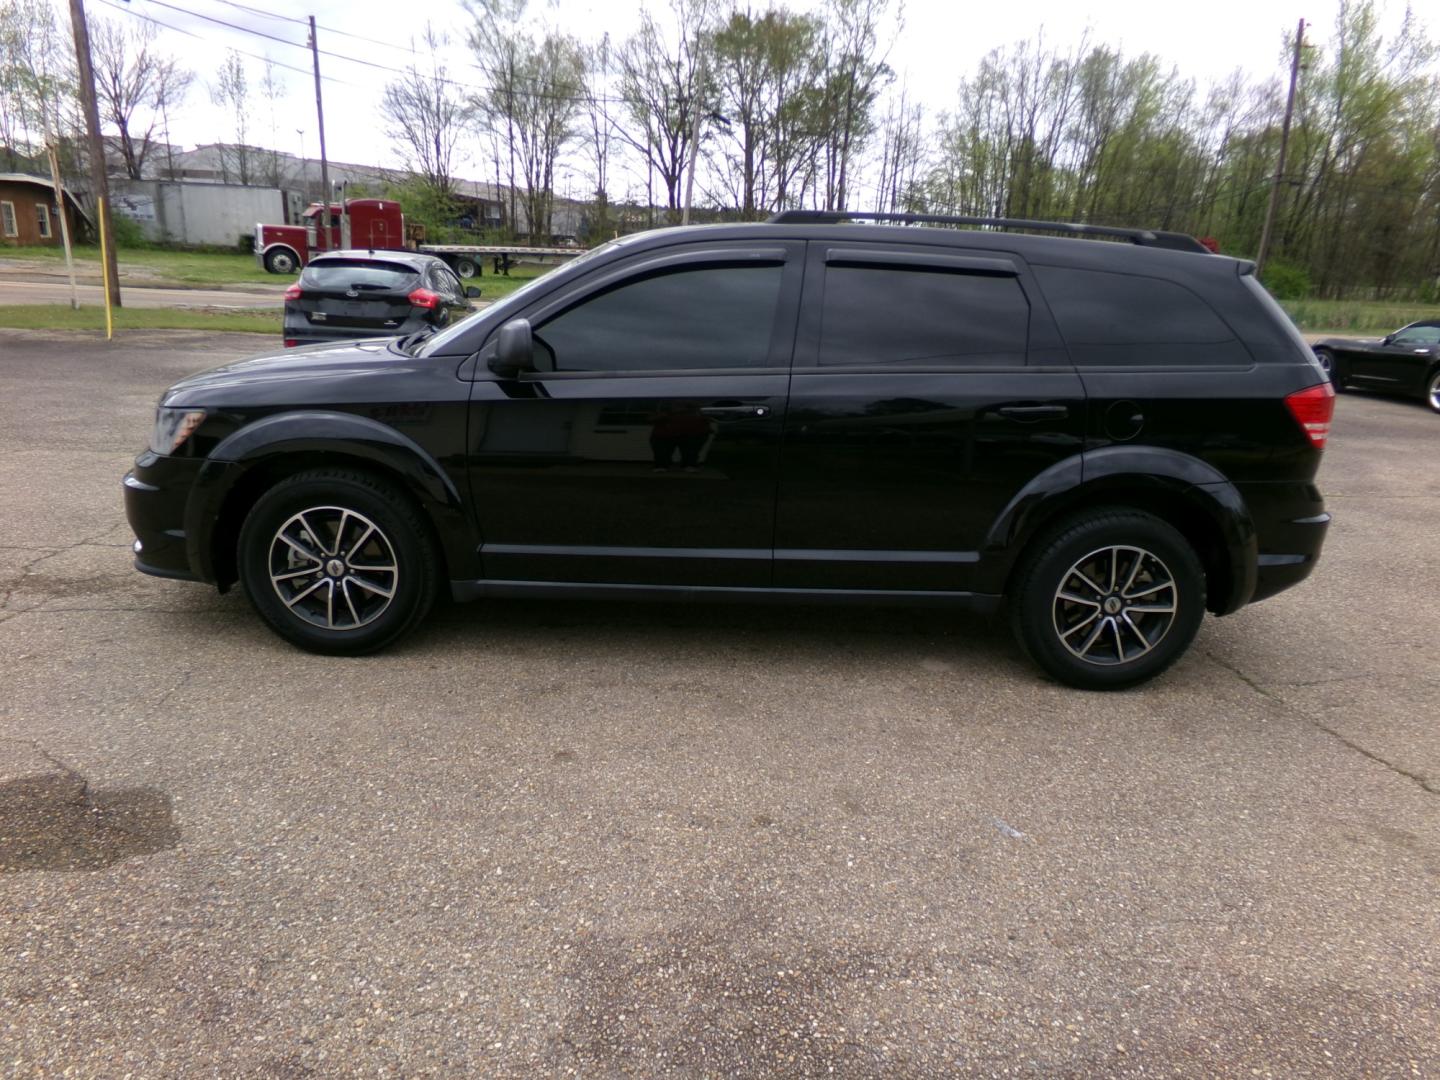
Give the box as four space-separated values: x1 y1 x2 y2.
2 328 1437 1077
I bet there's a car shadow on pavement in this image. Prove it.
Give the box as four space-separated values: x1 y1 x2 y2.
414 596 1019 666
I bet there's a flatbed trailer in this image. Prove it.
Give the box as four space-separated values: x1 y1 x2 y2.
416 244 585 279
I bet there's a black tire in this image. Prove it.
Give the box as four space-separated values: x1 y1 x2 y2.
264 247 299 275
1425 366 1440 414
237 469 438 655
1314 347 1343 390
452 257 478 279
1008 508 1206 690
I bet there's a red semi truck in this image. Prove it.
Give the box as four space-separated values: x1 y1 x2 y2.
253 198 582 279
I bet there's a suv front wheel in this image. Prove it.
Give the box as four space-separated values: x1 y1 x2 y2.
237 469 438 654
1009 509 1206 690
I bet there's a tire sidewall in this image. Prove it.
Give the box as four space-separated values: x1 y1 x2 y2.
1012 511 1206 690
1316 348 1344 389
237 472 435 655
265 248 298 275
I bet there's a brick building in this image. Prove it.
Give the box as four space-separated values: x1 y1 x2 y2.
0 173 91 247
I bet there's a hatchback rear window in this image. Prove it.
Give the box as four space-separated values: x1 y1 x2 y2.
300 260 419 291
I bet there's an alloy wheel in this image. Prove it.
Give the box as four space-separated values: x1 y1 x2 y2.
1051 545 1178 666
267 506 399 630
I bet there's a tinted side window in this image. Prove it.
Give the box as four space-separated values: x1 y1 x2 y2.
1393 324 1440 345
819 266 1029 367
1034 265 1250 366
536 265 782 372
437 267 463 297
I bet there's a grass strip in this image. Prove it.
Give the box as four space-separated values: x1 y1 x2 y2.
0 304 282 334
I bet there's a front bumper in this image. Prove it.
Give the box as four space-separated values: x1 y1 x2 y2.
123 451 203 582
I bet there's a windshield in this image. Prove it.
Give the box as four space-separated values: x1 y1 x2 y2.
301 259 419 291
415 237 628 358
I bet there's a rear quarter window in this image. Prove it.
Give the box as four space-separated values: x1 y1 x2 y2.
1034 265 1251 366
301 260 419 291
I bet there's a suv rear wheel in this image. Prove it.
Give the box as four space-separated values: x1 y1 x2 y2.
237 469 437 654
1009 509 1206 690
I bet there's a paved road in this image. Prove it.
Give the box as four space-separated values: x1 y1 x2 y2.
1 329 1436 1077
0 277 282 309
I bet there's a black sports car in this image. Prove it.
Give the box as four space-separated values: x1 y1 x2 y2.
1312 320 1440 412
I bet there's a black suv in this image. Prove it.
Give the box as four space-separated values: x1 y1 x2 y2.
124 212 1333 689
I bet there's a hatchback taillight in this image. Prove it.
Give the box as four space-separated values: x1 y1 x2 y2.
407 288 440 310
283 283 302 300
1284 382 1336 450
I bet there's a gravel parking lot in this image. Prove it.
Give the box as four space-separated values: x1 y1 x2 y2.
2 328 1437 1077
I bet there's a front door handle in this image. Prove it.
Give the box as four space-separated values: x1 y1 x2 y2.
997 404 1069 421
701 404 771 419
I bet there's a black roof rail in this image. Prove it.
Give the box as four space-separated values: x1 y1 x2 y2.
764 209 1210 254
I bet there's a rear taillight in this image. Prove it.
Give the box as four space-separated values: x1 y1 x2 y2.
284 338 298 348
283 283 302 300
1284 382 1335 450
407 288 440 310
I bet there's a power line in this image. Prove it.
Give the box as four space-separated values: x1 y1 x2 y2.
127 0 620 107
94 0 363 87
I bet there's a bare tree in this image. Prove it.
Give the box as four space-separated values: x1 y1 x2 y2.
0 0 76 168
710 6 824 216
817 0 896 210
617 0 716 216
580 34 617 239
468 0 527 236
258 59 285 186
90 15 192 180
209 50 251 184
873 85 925 213
470 2 585 240
381 24 474 204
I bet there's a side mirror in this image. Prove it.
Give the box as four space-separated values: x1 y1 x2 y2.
1382 333 1395 345
489 318 535 376
465 285 482 299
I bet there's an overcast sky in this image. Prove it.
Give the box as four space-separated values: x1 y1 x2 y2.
77 0 1425 197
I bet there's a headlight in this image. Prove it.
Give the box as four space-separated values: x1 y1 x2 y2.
150 408 206 455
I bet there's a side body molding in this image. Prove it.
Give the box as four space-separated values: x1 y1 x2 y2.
979 445 1259 614
183 411 476 584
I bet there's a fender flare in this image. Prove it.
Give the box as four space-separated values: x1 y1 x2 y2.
183 411 475 584
259 241 302 270
981 446 1258 613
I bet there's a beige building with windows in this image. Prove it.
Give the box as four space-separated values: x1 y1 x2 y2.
0 174 90 247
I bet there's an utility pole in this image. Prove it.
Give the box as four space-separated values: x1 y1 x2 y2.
46 144 80 311
67 0 122 307
309 15 330 252
1256 17 1306 275
681 34 710 226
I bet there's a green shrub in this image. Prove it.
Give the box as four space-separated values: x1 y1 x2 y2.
107 213 150 249
1260 260 1312 300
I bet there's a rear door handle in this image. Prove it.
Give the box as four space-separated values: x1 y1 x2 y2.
701 404 770 419
997 404 1068 421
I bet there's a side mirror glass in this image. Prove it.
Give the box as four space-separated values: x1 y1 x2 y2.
465 286 482 299
489 318 535 376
